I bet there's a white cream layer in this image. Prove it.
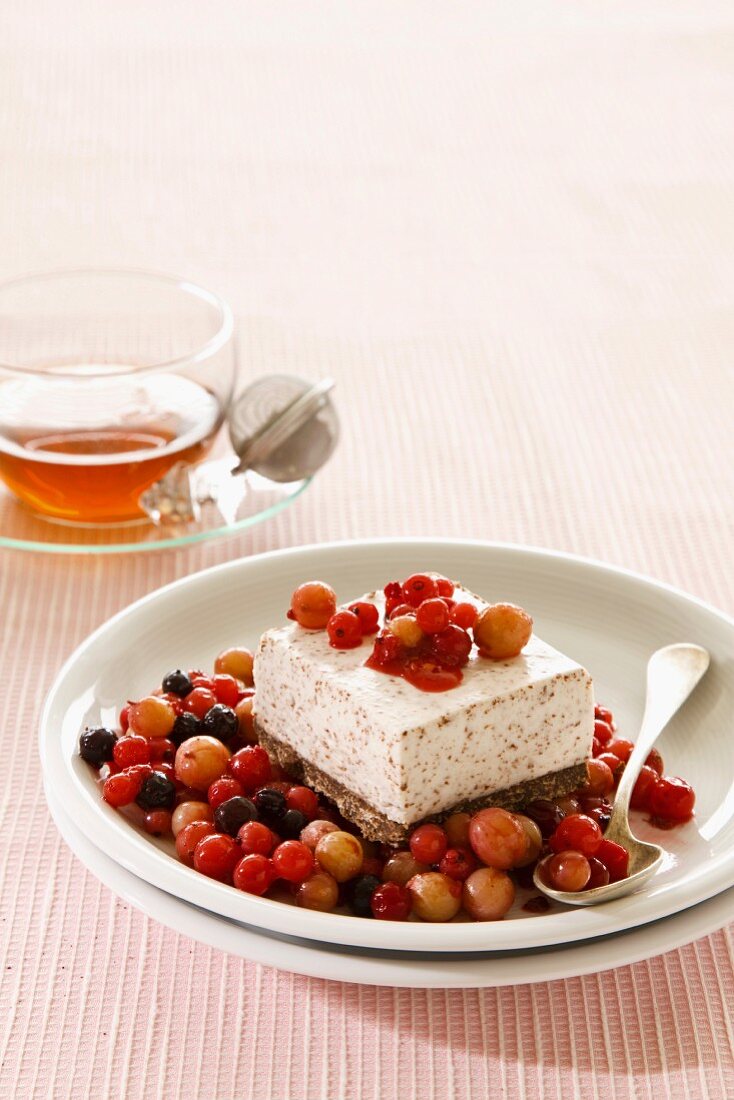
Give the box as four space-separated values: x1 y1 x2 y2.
253 591 595 825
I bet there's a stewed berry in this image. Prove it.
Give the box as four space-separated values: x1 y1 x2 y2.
439 847 477 880
202 703 238 742
214 795 258 836
170 710 201 747
208 776 245 810
429 625 472 667
79 726 118 767
370 881 412 921
113 735 150 769
344 874 381 917
193 833 240 882
347 602 380 634
523 798 566 838
228 745 272 793
136 771 177 811
401 573 439 607
254 787 288 821
286 785 320 820
233 854 276 896
272 840 315 884
288 581 337 629
144 810 172 836
238 820 277 856
473 603 533 661
279 808 308 839
649 775 695 823
326 610 363 649
409 823 448 864
162 669 193 697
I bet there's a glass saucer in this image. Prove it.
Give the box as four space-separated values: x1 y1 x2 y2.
0 451 311 555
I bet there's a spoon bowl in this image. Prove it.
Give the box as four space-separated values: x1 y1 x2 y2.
533 643 710 907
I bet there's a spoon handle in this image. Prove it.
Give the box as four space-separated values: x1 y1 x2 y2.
606 644 710 834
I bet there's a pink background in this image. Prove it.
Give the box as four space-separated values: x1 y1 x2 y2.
2 2 734 1096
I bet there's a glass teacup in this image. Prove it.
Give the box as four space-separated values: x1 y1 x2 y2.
0 269 235 524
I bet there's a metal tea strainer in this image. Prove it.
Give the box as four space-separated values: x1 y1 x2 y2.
139 374 338 524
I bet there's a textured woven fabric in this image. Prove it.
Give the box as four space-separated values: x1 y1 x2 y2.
2 2 734 1096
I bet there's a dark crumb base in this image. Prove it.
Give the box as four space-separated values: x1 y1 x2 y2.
255 721 588 845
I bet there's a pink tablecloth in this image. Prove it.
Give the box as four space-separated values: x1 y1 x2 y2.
2 2 734 1096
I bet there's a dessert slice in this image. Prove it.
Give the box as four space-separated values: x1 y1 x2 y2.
253 581 595 843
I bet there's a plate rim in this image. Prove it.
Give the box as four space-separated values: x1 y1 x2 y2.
41 537 734 952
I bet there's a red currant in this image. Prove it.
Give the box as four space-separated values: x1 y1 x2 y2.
148 738 176 764
119 705 130 732
175 820 215 866
594 719 614 746
191 675 216 691
577 795 612 830
326 610 363 649
370 882 412 921
645 748 664 776
113 736 151 769
401 573 439 608
450 602 478 630
208 775 245 809
272 840 314 883
607 738 634 763
213 674 240 708
193 833 240 882
596 752 624 780
238 820 278 856
429 625 472 667
549 814 602 857
388 603 414 620
409 823 448 864
415 598 450 634
434 576 455 598
143 810 172 836
629 765 659 810
583 758 615 796
233 854 276 895
181 687 217 720
347 602 380 634
286 786 320 820
595 705 615 727
103 769 145 807
368 629 404 666
596 838 629 882
438 847 477 880
649 776 695 823
228 745 272 794
586 857 611 889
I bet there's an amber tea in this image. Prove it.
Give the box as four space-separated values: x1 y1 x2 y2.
0 372 222 523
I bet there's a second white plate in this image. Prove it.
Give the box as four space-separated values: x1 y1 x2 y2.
42 539 734 953
46 778 734 988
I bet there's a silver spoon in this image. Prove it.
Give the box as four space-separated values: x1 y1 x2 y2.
533 643 710 906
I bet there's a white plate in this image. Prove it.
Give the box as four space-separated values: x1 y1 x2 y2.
45 777 734 988
41 539 734 953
